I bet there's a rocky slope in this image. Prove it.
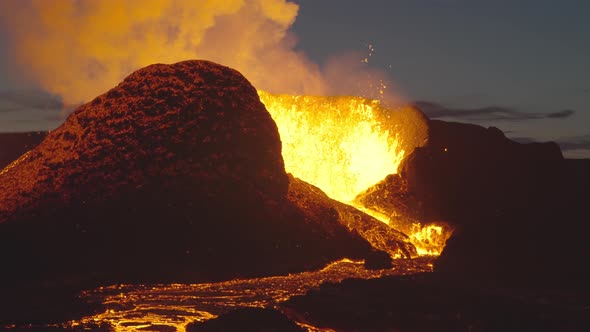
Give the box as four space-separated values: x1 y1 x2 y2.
0 60 395 286
413 120 589 288
288 174 415 260
0 132 46 169
356 118 590 289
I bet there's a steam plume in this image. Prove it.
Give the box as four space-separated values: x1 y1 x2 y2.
1 0 404 108
0 0 321 104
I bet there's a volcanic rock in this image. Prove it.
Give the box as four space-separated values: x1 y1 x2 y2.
0 132 46 169
0 60 288 222
363 249 394 270
282 272 590 332
357 118 590 289
399 120 564 225
416 121 589 288
357 120 564 225
186 308 305 332
0 60 379 286
435 158 590 289
288 174 416 259
353 173 429 238
355 174 412 219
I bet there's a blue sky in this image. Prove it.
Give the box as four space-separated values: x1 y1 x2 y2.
0 0 588 157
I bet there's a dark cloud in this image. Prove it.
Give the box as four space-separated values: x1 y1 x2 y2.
414 101 576 121
546 109 575 118
0 90 65 112
512 135 590 152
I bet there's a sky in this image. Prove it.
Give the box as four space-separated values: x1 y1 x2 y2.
0 0 588 158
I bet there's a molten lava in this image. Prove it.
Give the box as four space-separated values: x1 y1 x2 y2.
64 258 435 331
259 91 452 256
408 224 453 256
259 91 406 202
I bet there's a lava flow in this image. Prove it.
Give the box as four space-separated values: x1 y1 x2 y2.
63 258 435 332
259 91 452 256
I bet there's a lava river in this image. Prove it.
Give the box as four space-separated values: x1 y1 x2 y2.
60 258 435 332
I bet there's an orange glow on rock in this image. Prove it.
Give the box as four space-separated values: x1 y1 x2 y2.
408 223 453 256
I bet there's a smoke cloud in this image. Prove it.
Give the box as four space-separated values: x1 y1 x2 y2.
0 0 320 105
0 0 404 108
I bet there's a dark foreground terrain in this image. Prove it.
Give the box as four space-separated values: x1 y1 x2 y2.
2 130 588 332
282 273 590 332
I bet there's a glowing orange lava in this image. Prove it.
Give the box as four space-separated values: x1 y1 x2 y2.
408 223 453 256
259 91 406 202
259 91 452 256
65 258 435 331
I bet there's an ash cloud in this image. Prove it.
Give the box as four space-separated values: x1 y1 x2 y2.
414 101 575 121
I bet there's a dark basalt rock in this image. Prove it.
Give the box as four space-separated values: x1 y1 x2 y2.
419 121 589 289
186 308 305 332
355 173 413 220
435 158 590 289
399 120 564 225
0 132 46 169
282 273 590 332
357 120 564 225
353 173 435 239
363 249 393 270
354 117 590 289
0 60 378 287
0 283 105 328
288 174 415 259
360 118 589 289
